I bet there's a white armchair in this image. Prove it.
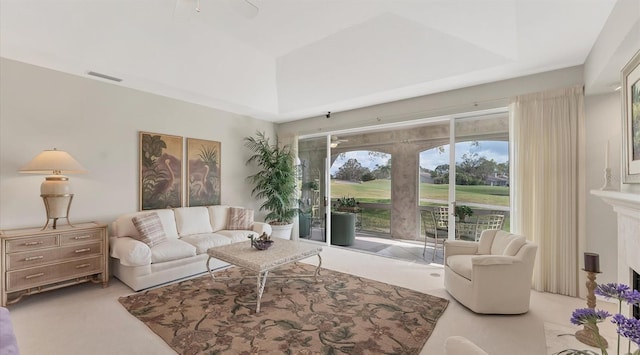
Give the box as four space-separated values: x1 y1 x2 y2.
444 229 538 314
445 336 488 355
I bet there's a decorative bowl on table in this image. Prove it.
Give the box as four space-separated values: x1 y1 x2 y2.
249 233 273 250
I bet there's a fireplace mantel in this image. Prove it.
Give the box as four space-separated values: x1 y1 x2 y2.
591 190 640 216
591 189 640 282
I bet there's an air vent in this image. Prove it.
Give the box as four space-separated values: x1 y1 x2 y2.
87 71 122 82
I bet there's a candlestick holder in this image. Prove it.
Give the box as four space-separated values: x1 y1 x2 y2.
600 168 615 191
575 270 608 348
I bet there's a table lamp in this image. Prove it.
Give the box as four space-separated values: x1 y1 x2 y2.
19 148 87 230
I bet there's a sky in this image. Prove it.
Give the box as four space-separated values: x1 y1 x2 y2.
330 141 509 174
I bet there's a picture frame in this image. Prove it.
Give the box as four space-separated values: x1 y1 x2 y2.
186 138 221 206
622 50 640 184
139 131 183 210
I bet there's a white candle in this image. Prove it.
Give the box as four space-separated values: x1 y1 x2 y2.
605 140 610 169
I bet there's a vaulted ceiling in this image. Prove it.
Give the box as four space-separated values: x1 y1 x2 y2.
0 0 619 122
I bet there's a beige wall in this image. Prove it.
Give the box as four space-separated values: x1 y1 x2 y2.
277 66 583 137
0 58 275 230
583 92 622 286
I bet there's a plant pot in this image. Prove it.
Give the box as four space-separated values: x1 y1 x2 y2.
299 214 311 238
270 223 294 240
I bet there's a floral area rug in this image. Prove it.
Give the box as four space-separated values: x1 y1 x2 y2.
118 263 449 354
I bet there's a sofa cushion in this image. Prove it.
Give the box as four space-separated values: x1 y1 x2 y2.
113 209 179 240
131 212 168 247
110 237 152 267
447 255 473 281
216 229 258 243
174 207 213 236
208 205 229 232
477 229 498 255
180 233 233 254
227 207 254 230
503 236 527 256
491 231 521 255
151 239 197 263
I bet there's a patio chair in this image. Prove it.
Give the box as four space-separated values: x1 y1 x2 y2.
421 210 445 261
434 206 449 230
472 214 505 241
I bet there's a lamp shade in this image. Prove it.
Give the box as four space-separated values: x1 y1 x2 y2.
19 148 87 175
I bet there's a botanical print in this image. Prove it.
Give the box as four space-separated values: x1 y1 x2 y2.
119 263 449 355
186 138 221 206
632 79 639 161
140 132 182 210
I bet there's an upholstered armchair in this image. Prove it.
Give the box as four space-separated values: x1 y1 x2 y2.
444 336 488 355
443 229 538 314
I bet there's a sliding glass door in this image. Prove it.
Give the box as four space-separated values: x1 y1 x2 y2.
420 110 510 241
297 136 328 242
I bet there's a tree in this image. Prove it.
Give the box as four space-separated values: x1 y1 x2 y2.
372 158 391 179
431 164 449 184
335 158 370 181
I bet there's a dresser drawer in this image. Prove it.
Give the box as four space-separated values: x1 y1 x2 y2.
7 256 102 291
7 242 103 271
5 235 58 253
60 229 102 245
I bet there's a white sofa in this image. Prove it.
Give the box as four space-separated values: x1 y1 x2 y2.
444 229 538 314
110 205 272 291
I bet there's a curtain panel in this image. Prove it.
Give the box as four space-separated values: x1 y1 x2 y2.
510 86 584 296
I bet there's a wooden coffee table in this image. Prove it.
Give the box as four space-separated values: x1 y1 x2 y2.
206 239 323 313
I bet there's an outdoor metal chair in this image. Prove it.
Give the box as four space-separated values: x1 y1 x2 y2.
434 206 449 230
473 214 505 241
421 210 445 262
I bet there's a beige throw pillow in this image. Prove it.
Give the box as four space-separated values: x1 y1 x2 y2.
227 207 254 230
131 212 168 247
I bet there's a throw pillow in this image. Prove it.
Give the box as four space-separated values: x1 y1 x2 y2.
131 212 168 247
227 207 254 230
503 236 527 256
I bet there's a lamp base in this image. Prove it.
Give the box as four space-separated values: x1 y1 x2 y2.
41 194 75 230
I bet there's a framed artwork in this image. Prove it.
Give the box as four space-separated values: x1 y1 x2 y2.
187 138 221 206
140 131 183 210
622 50 640 184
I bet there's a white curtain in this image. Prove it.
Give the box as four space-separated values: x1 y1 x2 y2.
510 86 583 296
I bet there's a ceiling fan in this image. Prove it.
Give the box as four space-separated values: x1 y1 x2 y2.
330 136 348 148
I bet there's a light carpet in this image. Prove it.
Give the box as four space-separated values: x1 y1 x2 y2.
119 262 449 355
544 322 616 355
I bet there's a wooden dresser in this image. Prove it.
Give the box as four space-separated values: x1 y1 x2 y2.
0 222 108 306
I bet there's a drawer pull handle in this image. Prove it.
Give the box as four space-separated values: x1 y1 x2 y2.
25 272 45 279
24 255 44 261
75 263 91 269
24 241 44 246
73 235 91 240
75 248 91 253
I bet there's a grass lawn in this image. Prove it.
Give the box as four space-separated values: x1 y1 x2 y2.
330 179 510 233
331 179 509 207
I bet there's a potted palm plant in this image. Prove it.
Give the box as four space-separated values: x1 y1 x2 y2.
245 131 298 239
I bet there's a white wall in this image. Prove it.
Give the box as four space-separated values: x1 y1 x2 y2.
278 66 584 137
0 58 275 230
584 92 622 286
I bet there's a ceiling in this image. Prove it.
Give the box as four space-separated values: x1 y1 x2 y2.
0 0 620 123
